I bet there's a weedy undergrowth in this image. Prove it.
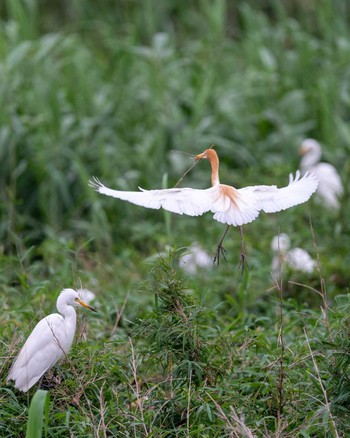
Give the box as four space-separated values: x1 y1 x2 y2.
322 294 350 435
1 1 350 436
131 250 227 433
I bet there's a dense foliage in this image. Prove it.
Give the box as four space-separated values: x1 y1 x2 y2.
1 1 349 436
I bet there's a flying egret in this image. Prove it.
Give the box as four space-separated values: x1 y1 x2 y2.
300 138 343 209
271 233 316 276
7 288 97 392
90 148 318 262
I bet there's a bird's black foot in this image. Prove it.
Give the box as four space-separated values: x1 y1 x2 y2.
213 225 230 266
238 251 250 274
237 225 250 274
213 243 227 266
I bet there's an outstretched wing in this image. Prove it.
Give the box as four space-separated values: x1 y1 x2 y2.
249 171 318 213
210 171 318 227
90 171 318 227
89 177 215 217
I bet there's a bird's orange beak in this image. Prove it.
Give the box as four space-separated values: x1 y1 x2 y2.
75 298 97 312
195 152 206 161
299 145 309 156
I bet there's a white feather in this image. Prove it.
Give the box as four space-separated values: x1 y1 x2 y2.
90 170 318 227
77 288 96 304
250 171 318 213
7 289 95 392
179 243 213 274
209 171 318 226
271 233 316 276
287 248 316 273
300 138 343 209
7 314 69 392
90 177 215 217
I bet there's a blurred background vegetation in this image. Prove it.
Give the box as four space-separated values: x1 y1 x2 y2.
1 0 350 436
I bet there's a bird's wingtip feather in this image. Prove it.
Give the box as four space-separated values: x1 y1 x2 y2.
88 177 104 191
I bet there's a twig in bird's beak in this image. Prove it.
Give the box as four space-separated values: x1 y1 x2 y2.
173 156 200 188
172 144 215 187
171 149 194 157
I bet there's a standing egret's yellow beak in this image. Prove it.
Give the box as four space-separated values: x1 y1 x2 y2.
75 298 97 313
299 145 309 156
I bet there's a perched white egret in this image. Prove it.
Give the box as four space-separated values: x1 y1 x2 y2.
179 243 213 274
300 138 343 209
271 233 316 276
7 288 97 392
90 148 318 226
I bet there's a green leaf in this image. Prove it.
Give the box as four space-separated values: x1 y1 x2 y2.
26 390 50 438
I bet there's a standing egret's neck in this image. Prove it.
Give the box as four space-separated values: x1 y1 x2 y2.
56 297 77 351
206 149 220 186
300 140 322 170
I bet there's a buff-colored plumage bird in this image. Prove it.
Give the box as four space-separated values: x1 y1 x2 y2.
90 148 318 262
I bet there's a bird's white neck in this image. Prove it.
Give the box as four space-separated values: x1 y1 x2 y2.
300 147 321 170
56 301 77 351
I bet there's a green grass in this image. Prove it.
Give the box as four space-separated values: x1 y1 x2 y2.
26 389 50 438
1 0 350 436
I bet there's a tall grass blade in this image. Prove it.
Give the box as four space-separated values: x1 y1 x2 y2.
26 389 50 438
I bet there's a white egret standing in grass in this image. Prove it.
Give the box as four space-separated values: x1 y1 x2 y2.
300 138 343 210
271 233 316 276
7 288 97 392
77 288 96 304
179 243 213 275
90 148 318 263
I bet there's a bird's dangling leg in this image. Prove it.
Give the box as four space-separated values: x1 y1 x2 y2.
213 225 230 265
38 375 44 389
238 226 250 273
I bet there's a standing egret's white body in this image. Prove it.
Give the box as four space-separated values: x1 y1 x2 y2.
7 288 96 392
271 233 316 276
90 148 318 227
300 138 343 209
180 243 213 274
